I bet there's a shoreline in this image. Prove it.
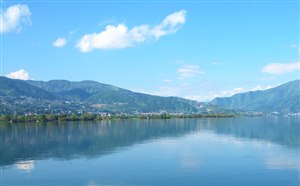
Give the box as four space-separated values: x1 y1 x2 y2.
0 113 236 123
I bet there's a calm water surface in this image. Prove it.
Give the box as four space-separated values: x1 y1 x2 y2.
0 117 299 186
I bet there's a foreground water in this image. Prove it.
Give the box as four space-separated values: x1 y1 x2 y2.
0 117 299 186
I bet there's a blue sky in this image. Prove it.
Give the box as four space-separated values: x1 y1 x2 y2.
1 0 299 101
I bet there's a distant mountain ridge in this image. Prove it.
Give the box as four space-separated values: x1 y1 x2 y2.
1 76 298 114
210 80 300 113
27 79 201 113
0 77 56 100
1 76 229 115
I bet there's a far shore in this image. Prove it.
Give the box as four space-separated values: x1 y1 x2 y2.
0 113 237 123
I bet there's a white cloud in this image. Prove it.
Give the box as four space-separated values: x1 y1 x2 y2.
231 87 245 94
250 85 275 91
177 65 205 79
208 84 278 101
0 4 31 33
76 10 186 52
262 62 300 75
133 85 184 98
133 81 279 102
5 69 30 80
53 37 67 48
183 85 270 101
151 10 186 39
212 87 245 99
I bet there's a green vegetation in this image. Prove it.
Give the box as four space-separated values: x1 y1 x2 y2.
0 76 235 115
210 80 300 113
0 113 235 123
3 76 298 115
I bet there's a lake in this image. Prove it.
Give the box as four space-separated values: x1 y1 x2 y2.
0 117 299 186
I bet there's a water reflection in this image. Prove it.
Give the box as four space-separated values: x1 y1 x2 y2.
0 117 299 167
265 155 299 170
14 160 35 172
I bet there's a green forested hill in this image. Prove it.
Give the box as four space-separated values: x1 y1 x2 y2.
0 77 56 100
210 80 300 113
27 79 201 113
1 77 215 114
3 76 297 114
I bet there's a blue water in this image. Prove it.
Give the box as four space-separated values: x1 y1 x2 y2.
0 117 299 185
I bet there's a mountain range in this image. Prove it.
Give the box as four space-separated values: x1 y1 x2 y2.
0 76 230 115
210 80 300 113
0 76 299 115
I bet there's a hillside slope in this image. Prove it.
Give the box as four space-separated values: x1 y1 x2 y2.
27 79 201 113
1 77 228 114
0 77 56 100
210 80 300 113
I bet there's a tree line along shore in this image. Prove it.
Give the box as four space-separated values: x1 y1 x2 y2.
0 113 235 123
